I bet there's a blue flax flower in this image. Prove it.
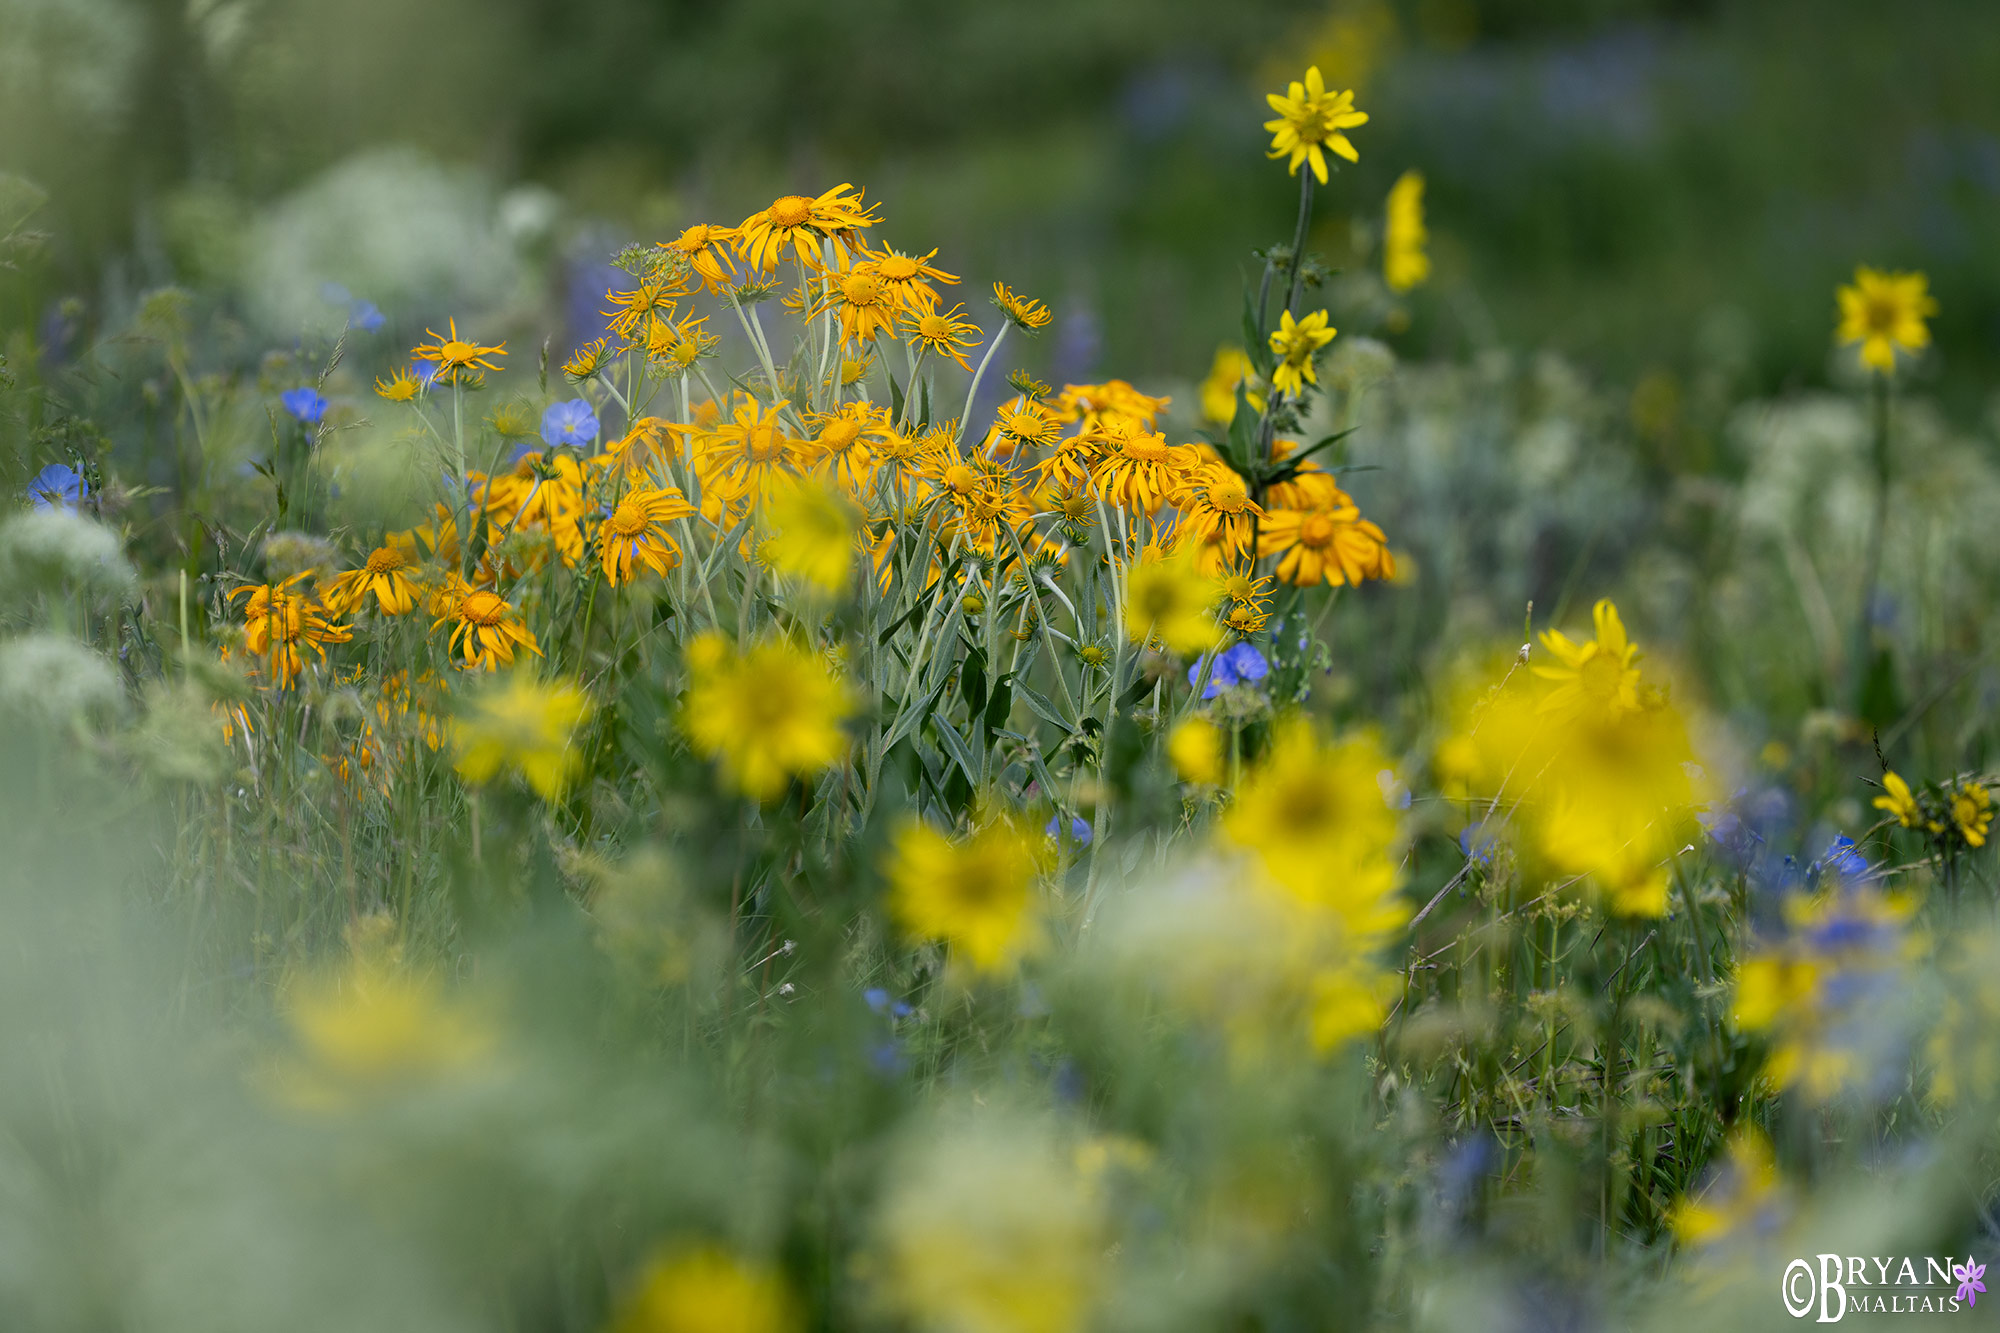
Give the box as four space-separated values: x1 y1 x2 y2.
26 463 87 512
1188 641 1270 699
280 387 328 425
541 399 599 449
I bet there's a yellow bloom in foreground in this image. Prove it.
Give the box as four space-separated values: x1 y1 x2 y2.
1836 266 1936 373
887 819 1041 975
1670 1130 1784 1248
410 318 506 384
1873 770 1922 828
1533 598 1644 721
1168 716 1225 786
761 479 854 594
1264 65 1369 184
681 634 850 801
612 1247 795 1333
1123 549 1220 656
451 671 594 801
272 953 493 1110
1222 721 1404 919
1383 169 1430 293
1267 307 1336 397
871 1117 1102 1333
1953 780 1993 848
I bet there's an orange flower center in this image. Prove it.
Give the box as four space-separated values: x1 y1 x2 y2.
461 591 509 627
746 424 791 463
768 196 815 228
1209 477 1249 512
365 546 410 574
605 502 650 538
1300 513 1337 548
943 464 978 495
1865 297 1901 334
819 419 863 451
1121 433 1170 463
877 254 919 281
917 315 951 340
842 273 884 305
439 340 475 363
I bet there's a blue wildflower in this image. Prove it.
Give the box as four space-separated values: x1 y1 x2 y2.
1813 834 1870 885
413 358 441 387
280 387 328 425
25 463 87 513
348 300 385 332
540 398 599 449
1045 814 1093 845
1188 641 1270 699
1459 822 1498 865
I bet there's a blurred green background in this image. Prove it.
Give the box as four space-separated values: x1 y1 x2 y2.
4 0 1998 415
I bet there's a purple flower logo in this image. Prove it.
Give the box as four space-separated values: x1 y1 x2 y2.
1955 1259 1986 1307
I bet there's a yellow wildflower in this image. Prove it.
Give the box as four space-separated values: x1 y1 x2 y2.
1198 345 1264 423
432 576 540 671
991 281 1053 332
661 222 741 293
1267 307 1336 396
1123 548 1221 656
600 485 697 586
886 818 1042 976
322 533 426 616
1953 780 1993 848
374 366 423 401
451 671 594 801
229 573 352 688
612 1247 795 1333
1264 65 1369 183
1873 770 1922 829
1383 169 1430 292
734 184 880 273
681 634 851 802
1168 716 1225 786
908 303 982 371
1836 266 1937 373
1670 1131 1785 1248
271 949 493 1110
761 479 854 595
1533 598 1644 721
410 318 505 384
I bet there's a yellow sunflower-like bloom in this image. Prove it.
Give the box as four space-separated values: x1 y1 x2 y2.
1953 780 1993 848
562 337 611 381
661 222 741 293
611 1247 796 1333
1268 308 1337 397
760 479 855 595
993 398 1063 453
1258 503 1394 587
230 573 353 688
450 670 594 801
1052 379 1170 433
1533 598 1644 721
734 184 880 273
808 402 891 493
1179 463 1264 569
814 262 903 346
410 318 505 385
1264 65 1369 183
1089 422 1201 514
859 243 958 314
680 633 851 802
1836 266 1937 373
1384 169 1431 293
695 398 815 506
991 281 1053 333
1199 345 1264 424
375 367 423 401
598 485 697 586
907 304 982 371
886 818 1042 976
1168 716 1225 786
604 278 682 344
323 533 426 615
432 577 540 671
1873 770 1923 829
1124 547 1221 656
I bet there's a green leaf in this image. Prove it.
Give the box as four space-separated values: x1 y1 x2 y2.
1242 284 1275 379
959 646 988 717
887 368 906 423
1014 682 1071 736
931 714 982 786
982 673 1014 739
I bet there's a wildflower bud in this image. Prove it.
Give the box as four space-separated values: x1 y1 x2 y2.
961 593 985 616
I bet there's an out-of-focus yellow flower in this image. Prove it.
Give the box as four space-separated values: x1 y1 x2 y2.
1533 598 1644 722
870 1116 1102 1333
1123 548 1220 656
611 1246 795 1333
410 318 505 384
761 479 854 595
451 671 594 800
1670 1130 1786 1248
1383 169 1430 292
375 366 423 401
1198 346 1264 424
1836 266 1936 373
887 818 1041 976
1268 308 1336 397
1263 65 1369 184
1952 780 1992 848
1873 770 1923 828
1223 721 1404 920
1168 716 1225 786
991 281 1053 333
270 947 494 1110
681 634 850 802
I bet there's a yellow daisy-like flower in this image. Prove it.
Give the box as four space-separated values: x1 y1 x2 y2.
563 337 612 381
1052 380 1171 433
908 304 982 371
604 278 682 343
1384 169 1431 293
410 318 506 385
451 671 595 801
1257 504 1395 588
807 402 891 492
230 573 353 688
734 184 880 274
644 312 717 373
814 263 902 346
1835 266 1937 374
1268 308 1337 397
859 243 959 314
374 366 423 402
1533 598 1644 721
1873 770 1923 829
885 818 1042 976
991 280 1053 332
661 222 741 293
993 397 1063 452
695 398 814 506
1264 65 1369 183
271 950 494 1111
1198 345 1264 424
760 478 855 595
432 577 541 671
599 485 697 586
1088 422 1201 514
1953 780 1993 848
1124 547 1221 656
1179 463 1264 568
611 1247 796 1333
680 633 851 802
323 533 426 615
